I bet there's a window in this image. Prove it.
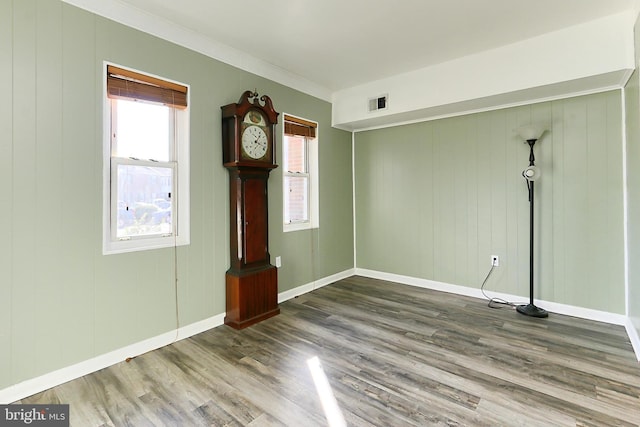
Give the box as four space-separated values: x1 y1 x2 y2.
103 64 190 254
283 114 318 232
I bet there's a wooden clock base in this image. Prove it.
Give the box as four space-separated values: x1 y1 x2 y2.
224 265 279 329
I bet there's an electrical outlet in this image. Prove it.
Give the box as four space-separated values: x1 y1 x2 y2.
491 255 500 267
275 256 282 268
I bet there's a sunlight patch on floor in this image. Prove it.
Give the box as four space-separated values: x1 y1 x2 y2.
307 356 346 427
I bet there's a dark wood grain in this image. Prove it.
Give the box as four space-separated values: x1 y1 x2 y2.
18 276 640 426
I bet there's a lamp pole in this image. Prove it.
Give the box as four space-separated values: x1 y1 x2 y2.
516 138 548 318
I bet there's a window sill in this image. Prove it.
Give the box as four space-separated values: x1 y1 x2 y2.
283 221 318 233
103 234 189 255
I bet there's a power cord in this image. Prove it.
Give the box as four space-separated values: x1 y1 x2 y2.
480 265 519 309
126 213 180 363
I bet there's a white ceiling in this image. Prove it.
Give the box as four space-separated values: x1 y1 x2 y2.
103 0 639 95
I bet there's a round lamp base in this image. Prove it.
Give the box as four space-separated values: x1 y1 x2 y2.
516 303 548 318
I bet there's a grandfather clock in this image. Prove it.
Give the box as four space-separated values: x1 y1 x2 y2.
221 90 279 329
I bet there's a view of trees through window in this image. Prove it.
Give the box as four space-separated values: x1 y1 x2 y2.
115 164 173 237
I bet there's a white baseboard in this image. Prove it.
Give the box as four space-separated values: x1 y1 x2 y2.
0 268 356 404
625 317 640 362
355 268 629 326
358 267 640 361
4 266 635 404
0 313 226 404
278 268 355 303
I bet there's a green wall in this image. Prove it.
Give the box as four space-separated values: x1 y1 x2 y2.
355 92 625 314
0 0 353 391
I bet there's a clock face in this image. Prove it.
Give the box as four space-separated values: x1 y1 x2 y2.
241 125 268 159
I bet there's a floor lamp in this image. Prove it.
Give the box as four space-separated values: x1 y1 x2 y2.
516 125 549 318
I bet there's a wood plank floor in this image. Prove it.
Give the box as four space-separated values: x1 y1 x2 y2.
17 276 640 426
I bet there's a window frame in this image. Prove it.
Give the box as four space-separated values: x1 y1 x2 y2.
282 114 319 233
102 62 190 255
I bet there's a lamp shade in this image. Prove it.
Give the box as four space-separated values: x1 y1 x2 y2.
517 124 546 142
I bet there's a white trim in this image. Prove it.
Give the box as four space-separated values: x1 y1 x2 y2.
283 221 316 233
5 266 633 404
625 317 640 361
278 281 316 303
352 84 630 133
622 84 630 318
0 313 225 404
62 0 331 102
355 268 629 326
0 268 355 403
102 61 191 255
282 114 320 233
278 268 355 303
621 75 639 362
351 131 357 268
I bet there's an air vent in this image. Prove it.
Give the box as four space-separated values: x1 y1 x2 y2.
368 94 388 112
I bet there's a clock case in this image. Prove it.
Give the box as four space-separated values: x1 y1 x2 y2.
221 91 280 329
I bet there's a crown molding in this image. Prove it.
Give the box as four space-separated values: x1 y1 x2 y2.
62 0 333 102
